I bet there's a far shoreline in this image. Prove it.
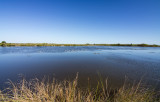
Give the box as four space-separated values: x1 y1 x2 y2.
0 42 160 47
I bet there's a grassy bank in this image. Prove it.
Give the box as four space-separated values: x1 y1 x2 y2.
0 74 159 102
0 41 160 47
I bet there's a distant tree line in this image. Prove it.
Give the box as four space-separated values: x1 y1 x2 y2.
0 41 159 47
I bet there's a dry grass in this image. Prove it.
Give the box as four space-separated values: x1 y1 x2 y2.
0 74 159 102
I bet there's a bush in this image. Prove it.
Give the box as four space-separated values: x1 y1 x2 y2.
1 41 6 44
1 41 7 47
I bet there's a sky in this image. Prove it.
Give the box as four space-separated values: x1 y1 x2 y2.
0 0 160 44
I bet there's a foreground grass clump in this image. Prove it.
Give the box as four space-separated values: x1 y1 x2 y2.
0 75 159 102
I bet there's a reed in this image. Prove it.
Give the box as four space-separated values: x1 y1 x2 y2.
0 74 159 102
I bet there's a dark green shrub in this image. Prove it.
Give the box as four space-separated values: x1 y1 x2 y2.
1 41 7 47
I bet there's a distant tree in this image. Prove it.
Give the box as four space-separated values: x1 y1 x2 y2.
139 43 148 47
153 44 158 47
86 43 90 45
1 41 7 47
1 41 6 43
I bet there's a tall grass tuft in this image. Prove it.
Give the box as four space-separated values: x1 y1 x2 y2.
0 74 159 102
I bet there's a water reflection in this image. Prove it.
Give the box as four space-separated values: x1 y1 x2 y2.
0 46 160 89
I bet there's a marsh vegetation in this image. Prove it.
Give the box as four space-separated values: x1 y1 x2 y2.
0 41 159 47
0 74 159 102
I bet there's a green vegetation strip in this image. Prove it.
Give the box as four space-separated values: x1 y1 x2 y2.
0 41 160 47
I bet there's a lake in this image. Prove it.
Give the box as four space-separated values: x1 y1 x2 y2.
0 46 160 90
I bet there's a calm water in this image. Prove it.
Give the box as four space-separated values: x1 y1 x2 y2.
0 46 160 89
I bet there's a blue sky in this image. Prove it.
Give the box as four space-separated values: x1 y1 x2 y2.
0 0 160 44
